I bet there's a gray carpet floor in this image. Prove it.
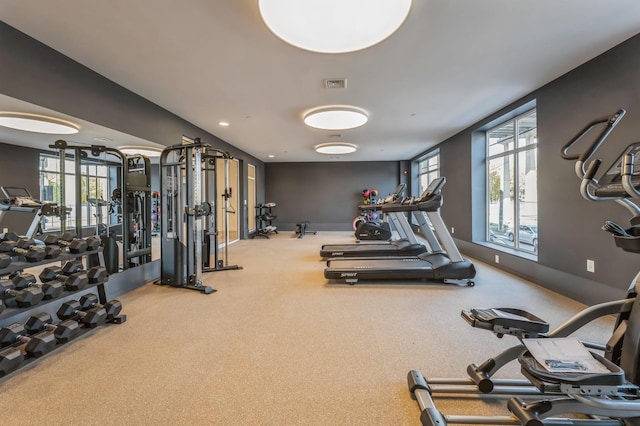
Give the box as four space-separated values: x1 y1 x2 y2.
0 231 615 425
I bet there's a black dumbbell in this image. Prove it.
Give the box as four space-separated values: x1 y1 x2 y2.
39 266 88 291
0 253 10 269
0 322 56 376
42 234 88 254
24 312 81 343
10 273 64 300
0 280 44 307
78 294 124 322
61 261 108 284
0 323 56 356
0 345 23 377
0 240 46 262
48 233 101 252
56 300 106 328
17 238 61 259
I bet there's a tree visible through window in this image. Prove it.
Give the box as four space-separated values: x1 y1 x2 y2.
486 109 538 253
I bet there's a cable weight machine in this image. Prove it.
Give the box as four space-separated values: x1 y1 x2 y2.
157 138 241 294
48 140 152 272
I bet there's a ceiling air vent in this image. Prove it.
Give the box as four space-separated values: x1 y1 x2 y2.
324 78 347 89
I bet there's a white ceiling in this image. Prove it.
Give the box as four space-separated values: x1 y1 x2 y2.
1 0 639 162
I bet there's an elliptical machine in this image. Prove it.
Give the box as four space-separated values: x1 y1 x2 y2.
406 108 640 425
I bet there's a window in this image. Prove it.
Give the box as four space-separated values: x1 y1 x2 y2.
39 154 110 231
486 109 538 253
418 150 440 194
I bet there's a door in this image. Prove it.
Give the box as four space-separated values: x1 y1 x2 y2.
216 157 240 245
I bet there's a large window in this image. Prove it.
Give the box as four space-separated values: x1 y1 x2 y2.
418 150 440 194
486 109 538 253
39 155 110 231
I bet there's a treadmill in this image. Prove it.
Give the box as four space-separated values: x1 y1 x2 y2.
319 184 428 258
0 186 61 239
324 177 476 286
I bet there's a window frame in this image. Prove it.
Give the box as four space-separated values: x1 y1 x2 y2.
418 149 440 195
485 108 538 255
39 154 111 232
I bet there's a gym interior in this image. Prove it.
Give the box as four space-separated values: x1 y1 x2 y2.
1 3 640 425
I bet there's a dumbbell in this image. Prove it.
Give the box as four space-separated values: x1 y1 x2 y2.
10 273 64 300
24 312 81 343
17 238 62 259
0 280 44 308
0 253 10 269
0 345 23 377
78 294 123 322
0 323 56 356
56 300 107 328
60 260 108 284
42 233 100 254
0 240 46 262
39 266 88 291
0 322 56 376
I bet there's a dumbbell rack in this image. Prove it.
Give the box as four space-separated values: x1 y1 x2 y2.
0 246 125 379
0 247 108 323
251 203 278 239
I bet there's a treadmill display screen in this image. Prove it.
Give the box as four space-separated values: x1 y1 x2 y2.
1 187 32 199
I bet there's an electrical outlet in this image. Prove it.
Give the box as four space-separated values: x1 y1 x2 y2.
495 254 500 264
587 259 595 273
451 227 454 234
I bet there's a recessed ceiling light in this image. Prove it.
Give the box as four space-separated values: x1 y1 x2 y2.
119 146 163 157
315 142 357 155
268 154 275 158
0 112 79 134
304 106 368 130
219 121 229 126
258 0 412 54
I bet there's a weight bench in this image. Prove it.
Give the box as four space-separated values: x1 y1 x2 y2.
295 221 316 239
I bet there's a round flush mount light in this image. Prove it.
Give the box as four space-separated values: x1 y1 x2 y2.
304 106 368 130
315 142 357 155
119 146 163 158
0 112 79 134
258 0 412 54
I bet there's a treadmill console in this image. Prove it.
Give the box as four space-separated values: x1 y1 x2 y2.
0 186 42 207
595 141 640 198
425 177 446 196
382 183 406 204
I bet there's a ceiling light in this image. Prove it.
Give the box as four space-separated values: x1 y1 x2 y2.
119 146 163 157
315 142 357 155
304 106 368 130
258 0 412 54
0 112 79 134
219 121 229 126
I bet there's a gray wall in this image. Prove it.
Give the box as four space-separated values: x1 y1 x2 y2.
414 32 640 305
265 162 402 231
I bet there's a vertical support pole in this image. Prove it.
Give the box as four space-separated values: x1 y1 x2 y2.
121 152 129 270
223 157 230 266
74 148 83 238
59 146 66 234
193 144 203 286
